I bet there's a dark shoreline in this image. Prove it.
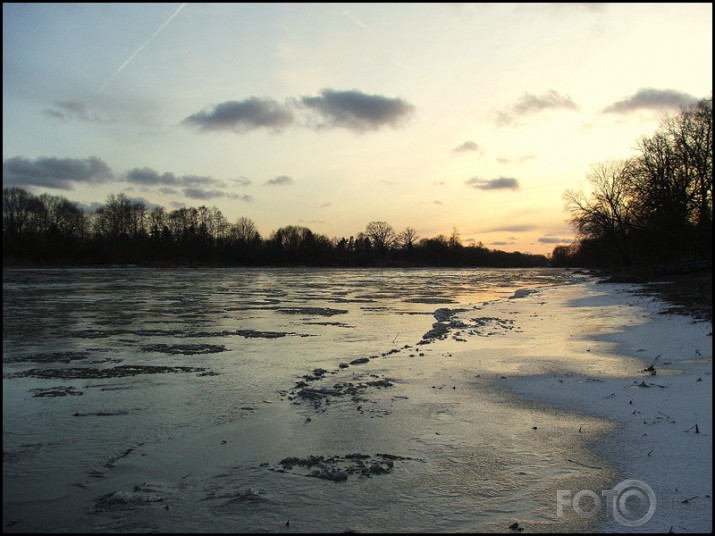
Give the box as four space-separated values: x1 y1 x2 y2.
600 268 712 323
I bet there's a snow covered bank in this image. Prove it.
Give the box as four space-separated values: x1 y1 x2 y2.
496 280 712 533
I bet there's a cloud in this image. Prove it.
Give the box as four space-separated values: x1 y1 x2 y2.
265 175 294 186
182 187 252 201
44 100 109 122
299 89 415 131
174 186 252 202
487 224 536 233
126 167 178 186
125 167 237 192
601 88 699 114
232 176 252 187
183 89 415 134
453 141 482 154
537 236 573 244
465 176 520 191
3 156 114 190
182 97 294 132
496 90 578 125
497 154 536 165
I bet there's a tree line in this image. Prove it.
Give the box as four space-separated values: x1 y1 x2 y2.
3 188 548 267
553 98 712 269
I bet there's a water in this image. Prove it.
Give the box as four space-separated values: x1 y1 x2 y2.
3 267 617 532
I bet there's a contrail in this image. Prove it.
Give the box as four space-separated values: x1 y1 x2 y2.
98 3 187 92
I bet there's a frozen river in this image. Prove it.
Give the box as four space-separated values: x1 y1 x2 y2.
4 267 620 532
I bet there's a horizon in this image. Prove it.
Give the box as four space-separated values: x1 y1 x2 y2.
3 3 712 255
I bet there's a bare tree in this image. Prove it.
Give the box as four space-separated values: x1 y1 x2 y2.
563 160 635 264
662 98 712 251
365 221 395 257
3 186 41 237
397 226 419 252
448 227 462 249
232 216 260 243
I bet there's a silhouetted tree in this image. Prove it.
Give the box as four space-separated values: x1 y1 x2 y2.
564 160 635 265
559 98 712 267
365 221 395 259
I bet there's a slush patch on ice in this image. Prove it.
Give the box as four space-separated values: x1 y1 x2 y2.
202 487 267 505
94 490 164 508
433 308 468 322
263 453 423 482
509 288 539 299
5 351 90 364
277 307 348 316
9 365 208 379
31 385 84 397
141 343 228 355
403 297 458 304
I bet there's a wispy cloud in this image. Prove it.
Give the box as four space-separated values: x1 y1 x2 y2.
3 156 114 190
452 141 482 154
537 235 573 244
44 100 109 122
125 166 252 202
465 176 520 191
126 167 179 186
497 154 536 165
183 187 252 201
265 175 294 186
601 88 699 114
98 3 187 92
487 224 536 233
496 90 578 125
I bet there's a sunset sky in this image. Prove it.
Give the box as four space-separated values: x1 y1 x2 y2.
3 3 712 255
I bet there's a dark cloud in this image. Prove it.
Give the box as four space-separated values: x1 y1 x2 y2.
497 90 578 125
182 97 294 132
299 89 415 131
453 141 482 154
3 156 113 190
182 187 252 201
126 167 178 186
538 236 573 244
125 195 163 210
125 167 233 194
601 88 699 114
180 174 226 188
180 186 252 202
465 176 520 191
487 224 536 233
43 100 108 122
265 175 294 186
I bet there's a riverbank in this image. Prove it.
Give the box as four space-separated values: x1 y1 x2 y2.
495 278 712 532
